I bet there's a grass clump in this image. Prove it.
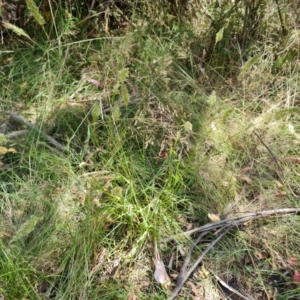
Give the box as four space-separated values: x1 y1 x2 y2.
1 0 300 299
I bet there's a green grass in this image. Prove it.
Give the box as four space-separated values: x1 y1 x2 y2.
1 1 300 299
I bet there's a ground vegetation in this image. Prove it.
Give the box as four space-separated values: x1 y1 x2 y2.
1 1 300 299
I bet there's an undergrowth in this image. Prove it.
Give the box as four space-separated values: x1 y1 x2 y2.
1 1 300 299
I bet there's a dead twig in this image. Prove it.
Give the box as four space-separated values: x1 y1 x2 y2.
253 131 300 200
1 97 142 153
213 272 255 300
5 129 29 139
167 229 230 300
166 208 299 299
162 208 299 243
1 111 67 152
176 232 208 285
253 131 283 171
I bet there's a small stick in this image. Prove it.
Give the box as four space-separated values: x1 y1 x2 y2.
253 131 300 200
253 131 283 171
213 272 255 300
167 229 230 300
177 232 207 284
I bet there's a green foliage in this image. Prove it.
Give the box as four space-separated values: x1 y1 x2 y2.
241 54 261 72
215 27 224 45
26 0 46 26
2 22 32 40
1 0 300 299
10 215 43 244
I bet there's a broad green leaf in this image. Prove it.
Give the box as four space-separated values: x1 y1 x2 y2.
241 54 260 72
215 27 224 45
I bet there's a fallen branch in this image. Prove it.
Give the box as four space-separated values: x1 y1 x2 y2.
1 111 66 152
163 208 299 243
166 207 299 299
1 97 142 152
5 129 29 139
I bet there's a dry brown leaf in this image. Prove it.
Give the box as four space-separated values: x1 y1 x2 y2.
240 166 252 174
274 251 288 269
275 192 288 198
282 157 300 164
168 253 174 269
288 257 299 267
268 230 277 236
275 180 284 190
137 280 150 289
154 257 170 285
208 213 220 222
158 150 168 158
186 223 193 231
89 248 107 277
241 176 252 184
127 290 137 300
293 270 300 284
177 216 187 226
15 101 25 109
0 161 9 170
93 198 101 207
86 78 104 87
0 147 16 155
259 98 272 106
187 281 199 296
244 255 252 265
169 273 178 279
254 250 265 260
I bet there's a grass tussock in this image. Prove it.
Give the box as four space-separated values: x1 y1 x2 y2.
1 1 300 299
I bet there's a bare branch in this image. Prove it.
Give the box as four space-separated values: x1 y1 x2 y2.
1 111 67 152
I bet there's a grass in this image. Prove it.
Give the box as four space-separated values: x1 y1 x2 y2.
1 1 300 299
